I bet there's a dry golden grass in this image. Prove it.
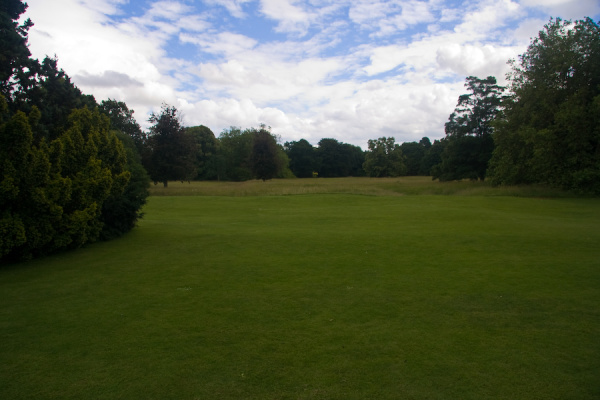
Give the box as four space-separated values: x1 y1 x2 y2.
148 176 571 197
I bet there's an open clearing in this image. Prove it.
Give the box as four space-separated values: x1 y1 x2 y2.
1 178 599 399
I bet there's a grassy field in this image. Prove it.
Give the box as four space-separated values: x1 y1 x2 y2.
1 178 599 399
148 176 573 197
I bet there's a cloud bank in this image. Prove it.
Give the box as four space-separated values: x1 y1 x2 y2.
23 0 600 148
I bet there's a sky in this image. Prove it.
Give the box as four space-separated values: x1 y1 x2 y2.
22 0 600 149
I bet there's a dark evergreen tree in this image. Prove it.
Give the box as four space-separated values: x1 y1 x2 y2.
99 130 149 240
146 104 197 187
12 57 97 141
0 104 131 260
99 99 146 153
0 0 33 100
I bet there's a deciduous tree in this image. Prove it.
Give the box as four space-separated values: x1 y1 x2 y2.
433 76 505 181
488 18 600 193
250 126 281 181
218 127 253 181
285 139 317 178
186 125 219 180
363 136 406 177
316 138 365 177
400 138 433 176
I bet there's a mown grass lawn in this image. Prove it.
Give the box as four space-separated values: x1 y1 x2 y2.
1 180 599 399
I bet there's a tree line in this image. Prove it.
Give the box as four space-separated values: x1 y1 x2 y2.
432 17 600 194
2 0 598 262
129 106 442 184
127 103 441 184
134 17 600 195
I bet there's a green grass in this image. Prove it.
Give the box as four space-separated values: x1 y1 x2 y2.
1 180 599 399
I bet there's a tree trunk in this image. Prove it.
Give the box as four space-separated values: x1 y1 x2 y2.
163 180 168 187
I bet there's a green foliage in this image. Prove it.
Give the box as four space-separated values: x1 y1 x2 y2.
434 76 505 182
99 131 149 240
12 57 97 141
363 136 406 177
0 104 135 261
185 125 220 180
214 126 291 181
218 127 254 181
275 145 294 179
0 0 33 99
433 134 495 181
489 18 600 193
316 138 365 177
0 105 34 257
445 76 505 139
145 104 197 186
99 99 146 153
421 138 444 176
98 101 150 238
399 137 434 175
250 126 282 181
285 139 318 178
399 141 424 175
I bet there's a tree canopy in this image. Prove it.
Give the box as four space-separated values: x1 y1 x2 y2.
285 139 318 178
488 17 600 193
433 76 505 181
145 104 197 187
185 125 219 180
0 0 33 100
1 0 148 261
1 102 132 260
316 138 365 178
250 126 282 181
99 99 146 153
363 137 406 177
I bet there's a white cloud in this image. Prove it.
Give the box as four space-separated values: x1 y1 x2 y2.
25 0 212 127
21 0 600 147
184 98 278 131
349 0 437 36
436 44 520 82
259 0 314 34
453 0 523 40
126 1 209 38
74 70 144 88
180 31 258 57
348 0 390 26
521 0 600 19
439 7 461 23
79 0 127 16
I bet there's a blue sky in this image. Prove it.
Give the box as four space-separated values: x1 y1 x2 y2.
23 0 600 148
